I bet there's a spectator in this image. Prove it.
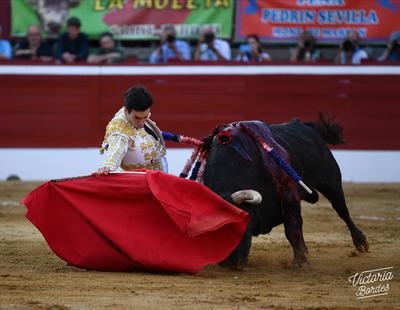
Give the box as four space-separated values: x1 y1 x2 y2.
194 28 231 61
14 25 53 61
149 24 191 64
237 34 271 62
0 25 12 60
87 32 124 64
378 31 400 62
290 31 321 62
56 17 88 63
334 30 368 65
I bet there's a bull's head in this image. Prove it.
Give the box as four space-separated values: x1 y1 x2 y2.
218 128 262 205
27 0 81 35
203 123 264 204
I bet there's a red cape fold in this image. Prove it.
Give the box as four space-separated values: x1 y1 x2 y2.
22 170 249 274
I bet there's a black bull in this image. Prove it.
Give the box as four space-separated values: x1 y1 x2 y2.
203 118 369 268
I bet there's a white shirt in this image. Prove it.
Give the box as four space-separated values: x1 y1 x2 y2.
340 48 368 64
198 39 231 61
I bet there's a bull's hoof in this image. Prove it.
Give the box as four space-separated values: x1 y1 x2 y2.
229 264 247 271
293 255 310 270
352 230 369 253
293 260 310 270
219 259 248 271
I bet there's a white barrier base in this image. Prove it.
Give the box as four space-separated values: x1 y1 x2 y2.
0 148 399 183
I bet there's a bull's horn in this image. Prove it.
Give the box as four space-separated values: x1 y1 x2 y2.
231 190 262 205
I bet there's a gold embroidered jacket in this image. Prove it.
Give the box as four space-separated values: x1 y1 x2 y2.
100 108 166 171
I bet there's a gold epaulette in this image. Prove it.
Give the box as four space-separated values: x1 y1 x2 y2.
104 119 134 140
100 119 135 154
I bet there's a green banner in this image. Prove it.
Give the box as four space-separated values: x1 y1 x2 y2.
11 0 234 40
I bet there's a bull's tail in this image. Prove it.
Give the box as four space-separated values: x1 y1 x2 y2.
305 113 344 145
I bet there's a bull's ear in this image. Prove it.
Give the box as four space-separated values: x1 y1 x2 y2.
217 128 253 162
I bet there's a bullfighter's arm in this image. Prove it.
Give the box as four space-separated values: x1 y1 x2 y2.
101 134 129 170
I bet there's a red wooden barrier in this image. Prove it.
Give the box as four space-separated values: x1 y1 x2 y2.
0 65 399 150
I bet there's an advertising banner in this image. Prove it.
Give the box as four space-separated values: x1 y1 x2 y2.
11 0 234 39
236 0 400 42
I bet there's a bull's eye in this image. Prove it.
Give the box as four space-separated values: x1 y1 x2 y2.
218 130 233 145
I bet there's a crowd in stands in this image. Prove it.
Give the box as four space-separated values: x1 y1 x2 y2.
1 17 399 64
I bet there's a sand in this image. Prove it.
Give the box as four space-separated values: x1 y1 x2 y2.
0 181 399 309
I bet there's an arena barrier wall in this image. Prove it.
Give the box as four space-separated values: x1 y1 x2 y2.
1 64 399 181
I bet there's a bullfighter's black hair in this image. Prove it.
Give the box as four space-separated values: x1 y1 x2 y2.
123 85 153 112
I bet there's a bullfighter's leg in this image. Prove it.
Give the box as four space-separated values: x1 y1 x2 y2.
282 200 309 267
319 184 369 253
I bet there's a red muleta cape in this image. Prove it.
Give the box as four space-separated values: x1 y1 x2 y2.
22 170 249 274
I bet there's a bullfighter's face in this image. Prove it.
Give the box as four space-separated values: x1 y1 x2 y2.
125 108 151 129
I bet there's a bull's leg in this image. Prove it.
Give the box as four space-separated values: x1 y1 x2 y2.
319 184 369 253
282 200 309 268
219 221 253 270
300 226 308 254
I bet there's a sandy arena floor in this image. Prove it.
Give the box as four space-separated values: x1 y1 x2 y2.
0 181 399 309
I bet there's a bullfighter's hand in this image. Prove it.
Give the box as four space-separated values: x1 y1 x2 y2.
96 167 112 175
